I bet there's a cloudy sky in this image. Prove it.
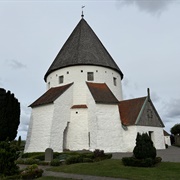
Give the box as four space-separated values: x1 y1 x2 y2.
0 0 179 140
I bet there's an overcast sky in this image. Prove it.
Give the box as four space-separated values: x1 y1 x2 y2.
0 0 179 140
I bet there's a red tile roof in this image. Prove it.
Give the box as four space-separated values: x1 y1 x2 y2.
71 105 88 109
29 83 73 107
86 82 119 104
118 97 146 126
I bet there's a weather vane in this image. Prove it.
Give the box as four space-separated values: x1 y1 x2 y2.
81 6 85 18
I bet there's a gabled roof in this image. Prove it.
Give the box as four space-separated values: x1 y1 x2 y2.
86 82 119 104
44 18 123 81
163 130 170 136
29 83 73 107
119 96 164 127
118 97 146 126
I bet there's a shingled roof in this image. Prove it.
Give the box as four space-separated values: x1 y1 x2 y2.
86 82 119 104
29 83 73 107
118 96 165 127
44 18 123 81
118 97 146 126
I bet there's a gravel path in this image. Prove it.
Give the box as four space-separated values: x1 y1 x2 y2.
112 146 180 162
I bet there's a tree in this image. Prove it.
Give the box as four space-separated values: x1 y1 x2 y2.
170 124 180 135
133 132 156 159
0 88 20 141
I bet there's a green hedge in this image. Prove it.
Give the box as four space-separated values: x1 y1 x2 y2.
122 157 162 167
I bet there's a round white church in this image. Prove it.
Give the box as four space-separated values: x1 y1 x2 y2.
24 17 165 153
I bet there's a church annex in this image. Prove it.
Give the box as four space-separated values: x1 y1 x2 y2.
24 17 165 153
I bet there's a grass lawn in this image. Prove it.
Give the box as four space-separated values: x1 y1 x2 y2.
37 177 76 180
47 159 180 180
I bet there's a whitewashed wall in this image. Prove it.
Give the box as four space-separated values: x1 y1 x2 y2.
46 65 123 102
66 108 89 150
122 126 138 152
95 104 124 152
49 85 73 152
24 104 54 152
122 126 166 152
164 136 171 146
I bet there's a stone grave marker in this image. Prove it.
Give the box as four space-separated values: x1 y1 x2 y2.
45 148 53 162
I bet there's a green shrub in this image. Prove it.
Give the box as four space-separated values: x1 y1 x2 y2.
21 152 44 159
33 154 45 161
53 152 61 159
105 153 112 159
20 164 43 179
38 161 50 166
83 153 94 159
93 149 105 158
65 155 83 165
154 157 162 164
3 174 21 179
122 157 154 167
50 159 61 166
133 133 156 159
0 141 19 176
122 156 162 167
56 153 69 161
83 158 93 163
23 158 39 165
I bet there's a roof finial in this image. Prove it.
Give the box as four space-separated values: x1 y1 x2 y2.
81 6 85 18
147 88 150 101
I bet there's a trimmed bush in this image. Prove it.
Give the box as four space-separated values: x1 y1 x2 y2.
23 158 39 165
154 157 162 164
93 149 105 158
50 159 61 166
65 155 84 165
93 149 112 161
122 157 154 167
122 133 161 167
83 153 94 159
133 133 156 160
21 152 43 158
122 156 162 168
38 161 50 166
20 164 43 179
83 158 93 163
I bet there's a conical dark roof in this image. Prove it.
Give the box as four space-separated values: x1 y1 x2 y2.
44 18 123 81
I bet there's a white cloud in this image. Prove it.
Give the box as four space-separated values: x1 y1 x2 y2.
150 91 160 103
17 103 31 140
7 59 27 70
117 0 175 15
165 99 180 119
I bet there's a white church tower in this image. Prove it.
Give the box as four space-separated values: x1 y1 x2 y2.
25 17 165 153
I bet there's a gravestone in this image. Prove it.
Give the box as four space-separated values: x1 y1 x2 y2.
45 148 53 162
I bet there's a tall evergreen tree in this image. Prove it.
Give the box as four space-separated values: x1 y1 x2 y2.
0 88 20 141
